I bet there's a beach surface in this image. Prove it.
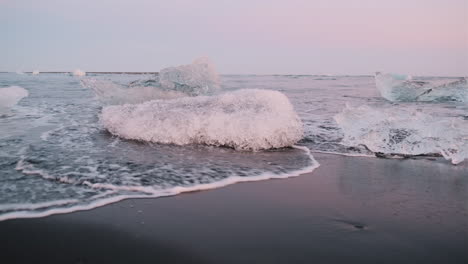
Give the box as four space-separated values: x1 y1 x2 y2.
1 153 467 264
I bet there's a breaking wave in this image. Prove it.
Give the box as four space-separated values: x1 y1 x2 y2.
0 97 317 221
0 86 29 115
82 57 220 105
334 105 467 164
101 89 304 151
375 72 467 103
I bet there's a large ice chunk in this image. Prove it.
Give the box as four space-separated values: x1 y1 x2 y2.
101 89 303 150
334 105 467 164
375 72 467 103
0 86 29 114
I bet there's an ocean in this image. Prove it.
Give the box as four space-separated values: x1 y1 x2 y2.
0 63 467 221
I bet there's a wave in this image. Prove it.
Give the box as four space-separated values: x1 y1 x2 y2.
0 86 29 115
83 57 220 105
101 89 303 150
334 105 467 164
375 72 467 103
2 145 318 221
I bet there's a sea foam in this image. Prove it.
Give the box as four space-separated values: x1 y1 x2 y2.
101 89 304 150
375 72 467 103
0 86 29 114
334 105 467 164
83 57 220 105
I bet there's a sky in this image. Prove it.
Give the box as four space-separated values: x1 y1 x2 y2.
1 0 467 76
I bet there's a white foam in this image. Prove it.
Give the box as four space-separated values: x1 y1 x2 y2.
310 149 375 158
0 146 318 221
72 69 86 76
0 199 79 212
101 89 304 150
334 105 468 164
0 86 29 114
375 72 467 102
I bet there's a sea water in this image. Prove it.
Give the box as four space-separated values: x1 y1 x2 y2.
0 69 466 220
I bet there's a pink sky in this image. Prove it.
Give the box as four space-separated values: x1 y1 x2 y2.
1 0 467 75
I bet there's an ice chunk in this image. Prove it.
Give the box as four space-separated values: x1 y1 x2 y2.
84 57 220 105
101 89 303 150
334 105 467 164
0 86 29 114
158 57 220 96
375 72 467 103
32 70 40 75
72 69 86 76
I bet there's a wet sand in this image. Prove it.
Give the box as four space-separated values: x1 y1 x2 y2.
1 153 467 264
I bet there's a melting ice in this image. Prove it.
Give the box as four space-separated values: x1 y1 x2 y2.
375 72 467 103
334 105 468 164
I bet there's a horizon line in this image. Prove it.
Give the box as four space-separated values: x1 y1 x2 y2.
1 71 467 78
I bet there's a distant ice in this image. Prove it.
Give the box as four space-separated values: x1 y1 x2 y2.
0 86 29 114
72 69 86 76
375 72 467 103
334 105 467 164
101 89 303 150
82 57 219 105
32 70 40 75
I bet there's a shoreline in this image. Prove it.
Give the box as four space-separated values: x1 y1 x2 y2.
0 146 319 222
1 153 467 263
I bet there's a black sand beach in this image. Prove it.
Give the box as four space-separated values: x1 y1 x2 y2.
1 153 467 264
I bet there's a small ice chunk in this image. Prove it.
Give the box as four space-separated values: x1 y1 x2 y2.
72 69 86 76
